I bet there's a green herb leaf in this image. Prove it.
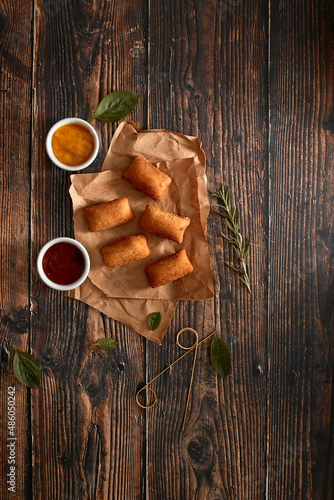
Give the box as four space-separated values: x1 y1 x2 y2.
210 183 251 293
210 336 231 378
13 347 41 389
91 338 118 350
147 312 162 331
91 91 140 123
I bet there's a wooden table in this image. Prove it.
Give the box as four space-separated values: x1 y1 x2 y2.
1 1 333 499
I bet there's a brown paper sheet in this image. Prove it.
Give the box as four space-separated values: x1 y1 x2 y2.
102 121 208 229
69 159 213 300
69 280 178 344
67 121 213 344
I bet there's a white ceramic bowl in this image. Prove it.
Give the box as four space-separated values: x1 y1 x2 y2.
37 237 90 291
46 117 99 171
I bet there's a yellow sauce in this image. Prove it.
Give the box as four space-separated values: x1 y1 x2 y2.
51 123 95 166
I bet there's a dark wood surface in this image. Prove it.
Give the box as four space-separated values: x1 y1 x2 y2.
1 0 333 499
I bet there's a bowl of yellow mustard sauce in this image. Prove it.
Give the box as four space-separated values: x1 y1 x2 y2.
46 118 99 171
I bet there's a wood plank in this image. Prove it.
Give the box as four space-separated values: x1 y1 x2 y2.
0 1 34 498
30 1 148 498
268 0 334 497
146 0 269 497
1 0 332 498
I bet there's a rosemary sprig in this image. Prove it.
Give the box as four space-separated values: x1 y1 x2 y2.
209 184 251 293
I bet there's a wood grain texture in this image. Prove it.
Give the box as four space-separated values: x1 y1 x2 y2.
0 0 333 499
29 1 148 499
0 1 34 498
146 0 269 498
268 0 334 498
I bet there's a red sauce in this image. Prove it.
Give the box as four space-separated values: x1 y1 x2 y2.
42 242 85 285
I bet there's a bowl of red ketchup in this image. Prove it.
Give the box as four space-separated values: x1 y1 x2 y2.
37 237 90 291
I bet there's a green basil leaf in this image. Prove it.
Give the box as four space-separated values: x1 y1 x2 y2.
91 91 140 123
91 338 118 350
13 347 41 389
210 336 231 378
147 312 161 331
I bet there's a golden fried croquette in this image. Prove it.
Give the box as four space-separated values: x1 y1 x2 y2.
100 234 151 268
139 204 190 244
145 248 193 288
122 155 171 201
83 198 134 232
